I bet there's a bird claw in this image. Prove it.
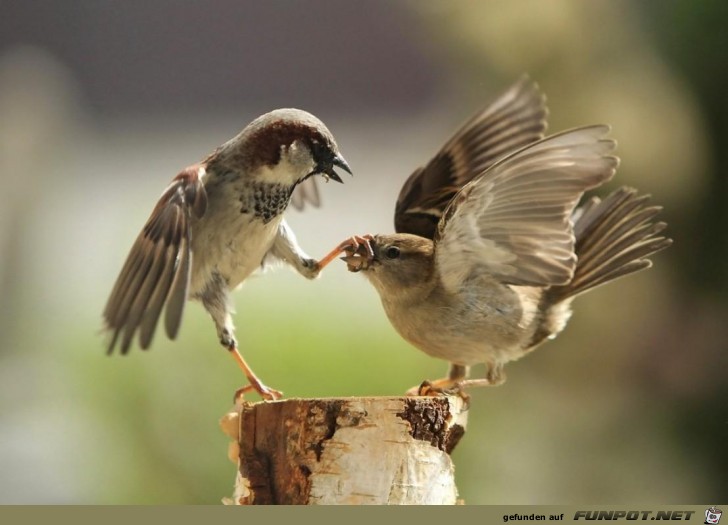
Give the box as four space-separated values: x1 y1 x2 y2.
233 383 283 404
226 341 283 403
339 235 375 272
405 379 471 405
405 380 436 397
258 385 283 401
405 376 502 403
314 234 375 273
300 258 321 279
406 379 456 397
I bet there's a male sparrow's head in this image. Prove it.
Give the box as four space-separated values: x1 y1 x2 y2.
343 233 435 297
210 108 352 185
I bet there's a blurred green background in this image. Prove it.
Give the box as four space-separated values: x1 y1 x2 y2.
1 0 726 504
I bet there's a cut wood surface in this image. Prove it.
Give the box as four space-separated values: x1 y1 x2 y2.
220 396 468 505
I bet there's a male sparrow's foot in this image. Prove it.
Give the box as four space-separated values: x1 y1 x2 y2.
233 382 283 404
300 258 321 279
316 235 375 273
224 337 283 402
338 235 375 272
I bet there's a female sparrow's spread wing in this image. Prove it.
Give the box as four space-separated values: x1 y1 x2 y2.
433 126 619 293
394 76 548 240
103 165 208 354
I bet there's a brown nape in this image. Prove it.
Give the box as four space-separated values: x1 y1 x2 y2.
547 186 672 303
245 121 325 168
206 109 336 174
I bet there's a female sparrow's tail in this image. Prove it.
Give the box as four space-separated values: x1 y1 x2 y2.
548 186 672 303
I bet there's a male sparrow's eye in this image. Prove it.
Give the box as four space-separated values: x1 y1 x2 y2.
310 140 327 160
385 246 401 259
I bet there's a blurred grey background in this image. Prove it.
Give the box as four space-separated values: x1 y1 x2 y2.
1 0 726 504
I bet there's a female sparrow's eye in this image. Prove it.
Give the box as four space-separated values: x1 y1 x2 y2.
385 246 401 259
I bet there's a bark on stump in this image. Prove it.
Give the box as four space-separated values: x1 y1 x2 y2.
220 396 468 505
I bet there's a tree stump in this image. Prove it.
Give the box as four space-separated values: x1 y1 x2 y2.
220 396 468 505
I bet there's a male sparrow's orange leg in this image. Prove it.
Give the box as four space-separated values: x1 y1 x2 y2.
229 344 282 402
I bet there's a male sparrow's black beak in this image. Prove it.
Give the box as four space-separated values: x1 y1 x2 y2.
312 153 352 183
326 154 352 183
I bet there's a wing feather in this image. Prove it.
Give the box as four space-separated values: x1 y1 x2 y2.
290 177 321 210
103 165 206 353
395 76 548 239
164 226 191 340
434 126 618 292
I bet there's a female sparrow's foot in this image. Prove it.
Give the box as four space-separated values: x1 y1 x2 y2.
405 376 503 397
405 378 461 397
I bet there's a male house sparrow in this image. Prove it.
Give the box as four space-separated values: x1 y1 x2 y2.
329 79 671 393
103 109 351 400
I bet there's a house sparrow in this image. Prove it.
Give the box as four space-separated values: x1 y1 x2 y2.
103 108 352 400
327 79 672 394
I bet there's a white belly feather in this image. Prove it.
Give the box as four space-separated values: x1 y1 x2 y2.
189 210 282 295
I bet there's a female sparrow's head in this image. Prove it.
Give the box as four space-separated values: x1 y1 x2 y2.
343 233 435 297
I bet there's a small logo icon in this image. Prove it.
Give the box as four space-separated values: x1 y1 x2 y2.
706 507 722 525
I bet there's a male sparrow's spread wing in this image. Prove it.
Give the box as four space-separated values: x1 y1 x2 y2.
434 126 618 293
103 165 208 354
394 77 548 240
